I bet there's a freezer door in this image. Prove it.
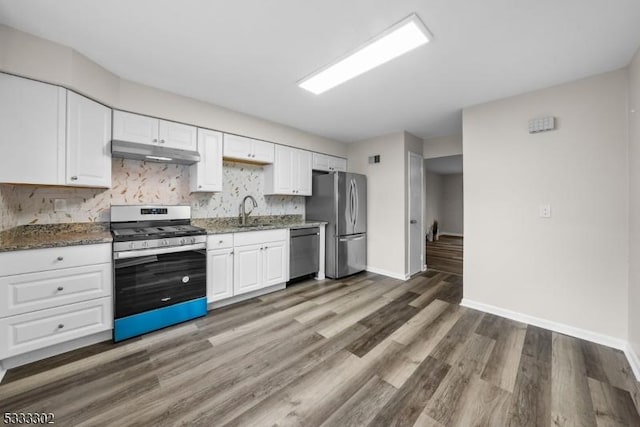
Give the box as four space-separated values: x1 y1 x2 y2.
337 173 367 236
335 233 366 278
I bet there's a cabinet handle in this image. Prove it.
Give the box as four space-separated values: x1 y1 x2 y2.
230 251 234 255
247 154 251 157
57 286 64 291
219 240 223 244
264 246 268 249
198 185 202 189
57 256 64 261
161 297 171 302
58 324 64 329
160 139 166 144
70 176 78 181
153 138 158 143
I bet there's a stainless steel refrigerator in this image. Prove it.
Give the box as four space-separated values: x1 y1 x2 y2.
305 172 367 278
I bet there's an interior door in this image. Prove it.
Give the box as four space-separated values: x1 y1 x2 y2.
408 152 424 275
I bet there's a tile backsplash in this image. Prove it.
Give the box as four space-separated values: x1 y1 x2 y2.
0 159 304 230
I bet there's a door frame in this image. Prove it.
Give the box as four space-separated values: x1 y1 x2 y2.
407 151 425 276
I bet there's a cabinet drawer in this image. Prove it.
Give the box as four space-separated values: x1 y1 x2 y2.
207 233 233 250
0 297 112 359
0 243 111 276
0 263 112 318
233 229 288 246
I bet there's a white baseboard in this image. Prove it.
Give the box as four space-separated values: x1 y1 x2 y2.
461 298 628 352
439 232 463 237
625 343 640 382
365 266 408 281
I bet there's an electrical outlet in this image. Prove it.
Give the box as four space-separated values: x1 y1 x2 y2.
539 204 551 218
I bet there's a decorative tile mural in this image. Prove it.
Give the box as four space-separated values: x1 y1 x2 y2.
0 159 304 230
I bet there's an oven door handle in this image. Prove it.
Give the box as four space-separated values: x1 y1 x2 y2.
114 243 207 260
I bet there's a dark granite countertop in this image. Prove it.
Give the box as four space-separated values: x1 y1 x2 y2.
0 223 112 253
192 215 328 235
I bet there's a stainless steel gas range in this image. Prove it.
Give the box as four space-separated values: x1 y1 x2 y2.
110 205 207 342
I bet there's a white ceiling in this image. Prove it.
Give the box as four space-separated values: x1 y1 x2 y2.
425 155 463 175
1 1 640 143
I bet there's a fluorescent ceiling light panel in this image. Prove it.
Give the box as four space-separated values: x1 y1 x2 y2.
299 14 432 95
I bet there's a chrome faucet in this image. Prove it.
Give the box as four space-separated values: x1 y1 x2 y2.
239 195 258 225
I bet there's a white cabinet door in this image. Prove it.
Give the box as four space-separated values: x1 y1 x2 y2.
272 145 294 194
112 111 159 145
223 134 274 164
223 134 253 161
207 248 234 302
0 73 65 185
312 153 330 172
66 92 112 188
263 240 287 287
252 139 275 164
233 243 263 295
331 157 347 172
296 149 312 196
158 120 197 151
191 129 223 192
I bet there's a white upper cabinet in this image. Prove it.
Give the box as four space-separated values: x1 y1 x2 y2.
223 134 274 164
158 120 197 150
113 110 197 151
112 111 158 145
264 145 312 196
66 91 112 188
191 128 223 192
0 73 111 188
312 152 347 172
0 73 66 185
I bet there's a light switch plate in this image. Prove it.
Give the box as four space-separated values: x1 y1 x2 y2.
539 204 551 218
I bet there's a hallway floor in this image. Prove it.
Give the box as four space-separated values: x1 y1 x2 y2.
426 235 463 275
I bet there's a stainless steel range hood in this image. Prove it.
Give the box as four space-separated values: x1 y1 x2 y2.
111 140 200 165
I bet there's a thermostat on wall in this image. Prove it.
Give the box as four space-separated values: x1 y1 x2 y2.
529 116 555 134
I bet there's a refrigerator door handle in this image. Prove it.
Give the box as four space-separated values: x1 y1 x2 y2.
349 179 356 228
339 235 366 242
353 179 359 229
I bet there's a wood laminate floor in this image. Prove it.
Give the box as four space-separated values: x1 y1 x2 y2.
1 271 639 426
426 236 463 275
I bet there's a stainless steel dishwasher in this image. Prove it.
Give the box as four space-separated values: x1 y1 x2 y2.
289 227 320 281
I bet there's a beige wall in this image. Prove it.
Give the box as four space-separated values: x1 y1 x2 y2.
347 132 406 277
423 134 463 159
440 174 464 235
463 69 629 340
629 48 640 359
0 24 346 157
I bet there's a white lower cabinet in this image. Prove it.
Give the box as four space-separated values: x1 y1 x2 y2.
207 230 289 301
233 243 264 295
0 243 113 361
206 247 234 303
0 297 112 359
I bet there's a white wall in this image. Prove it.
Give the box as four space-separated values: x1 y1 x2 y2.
463 69 629 341
423 134 463 159
0 24 346 157
628 48 640 361
425 171 443 235
347 132 406 278
440 174 464 235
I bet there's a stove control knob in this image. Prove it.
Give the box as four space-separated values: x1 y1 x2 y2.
180 238 186 245
162 239 169 246
190 237 197 244
129 242 135 250
142 241 149 248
